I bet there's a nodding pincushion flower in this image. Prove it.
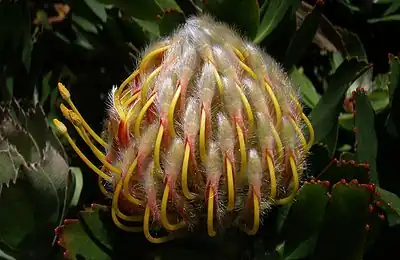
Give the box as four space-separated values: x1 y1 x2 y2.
54 15 314 243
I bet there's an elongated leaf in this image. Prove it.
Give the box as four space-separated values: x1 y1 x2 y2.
203 0 260 39
21 4 32 72
79 204 113 251
254 0 298 44
388 54 400 105
317 159 370 185
338 112 354 131
279 236 316 260
314 183 372 260
97 0 162 20
40 144 69 219
376 187 400 227
384 2 400 15
131 17 160 39
369 88 389 113
0 249 16 260
23 165 60 224
0 183 35 249
280 183 329 258
386 55 400 136
83 0 108 23
0 141 20 192
58 219 111 260
40 71 52 105
72 15 99 34
320 120 339 157
368 14 400 23
25 105 49 154
310 59 370 144
156 0 183 12
373 0 400 3
284 3 323 69
338 28 368 62
158 10 185 36
290 67 321 109
0 101 70 258
306 144 331 178
353 89 378 184
346 67 373 98
68 167 83 207
0 122 40 163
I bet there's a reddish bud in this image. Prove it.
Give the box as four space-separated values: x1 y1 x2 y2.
365 224 370 232
369 205 374 213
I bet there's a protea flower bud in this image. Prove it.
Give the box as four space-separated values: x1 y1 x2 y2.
54 15 314 243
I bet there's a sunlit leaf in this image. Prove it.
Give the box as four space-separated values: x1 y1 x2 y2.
254 0 298 44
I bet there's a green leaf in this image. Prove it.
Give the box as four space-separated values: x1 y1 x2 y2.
39 144 69 219
370 0 396 4
353 89 378 184
0 249 16 260
40 71 52 105
254 0 297 44
384 2 400 16
158 10 185 36
280 183 329 258
290 67 321 109
388 54 400 105
314 183 372 260
346 67 373 98
339 151 356 161
386 55 400 136
98 0 163 20
203 0 260 39
338 112 354 131
0 101 70 258
58 218 111 260
0 123 40 164
310 59 370 145
0 183 35 249
369 88 389 113
83 0 108 23
337 28 368 62
368 14 400 23
131 17 160 39
0 141 20 192
320 120 339 157
280 237 317 260
376 187 400 227
307 144 332 177
317 159 370 185
21 4 32 72
5 77 13 97
72 14 99 34
68 167 83 207
22 164 60 224
79 204 113 251
156 0 183 12
73 25 95 50
25 105 50 154
284 3 323 69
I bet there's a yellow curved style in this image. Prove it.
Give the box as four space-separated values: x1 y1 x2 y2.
207 187 217 237
161 185 186 231
244 191 260 235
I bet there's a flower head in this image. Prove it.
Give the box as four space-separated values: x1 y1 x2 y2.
54 15 314 243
